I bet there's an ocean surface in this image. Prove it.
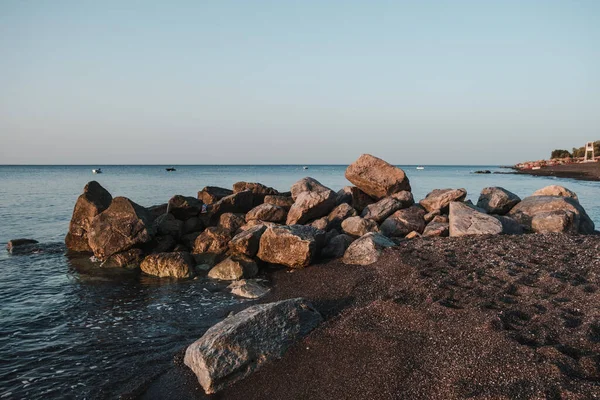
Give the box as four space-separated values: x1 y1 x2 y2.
0 165 598 399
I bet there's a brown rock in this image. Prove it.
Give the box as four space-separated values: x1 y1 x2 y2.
193 227 233 255
140 251 195 279
342 232 396 265
336 186 375 212
424 210 441 223
228 224 267 257
345 154 411 199
419 188 467 213
147 203 169 222
198 186 233 205
233 182 279 206
209 191 254 221
218 213 246 233
257 225 325 268
286 190 337 225
493 215 524 235
208 254 258 281
290 177 332 200
263 195 295 210
182 217 204 234
380 206 426 237
6 239 39 253
449 202 503 237
405 231 421 239
168 195 203 220
308 217 329 231
477 187 521 215
341 216 379 237
508 196 594 234
361 197 402 223
531 211 577 233
151 235 177 253
246 204 287 223
102 248 144 268
391 191 414 208
327 203 358 231
422 221 450 237
532 185 578 201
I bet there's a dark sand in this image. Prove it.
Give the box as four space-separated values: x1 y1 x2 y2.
138 234 600 400
514 162 600 181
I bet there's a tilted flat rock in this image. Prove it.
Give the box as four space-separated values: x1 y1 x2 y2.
361 196 403 223
380 206 426 237
286 190 337 225
290 177 332 200
193 227 233 255
477 187 521 215
419 188 467 213
327 203 358 231
508 195 594 234
208 254 258 281
198 186 233 205
263 195 294 210
532 185 578 201
140 251 195 279
228 224 267 257
341 216 379 237
168 195 203 220
65 181 113 252
336 186 375 212
246 203 287 223
342 232 396 265
87 197 154 260
345 154 411 199
184 298 322 394
209 191 254 221
449 202 503 237
257 225 325 268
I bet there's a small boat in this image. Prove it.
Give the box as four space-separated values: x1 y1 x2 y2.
92 168 102 174
416 166 425 170
166 167 176 172
303 166 309 170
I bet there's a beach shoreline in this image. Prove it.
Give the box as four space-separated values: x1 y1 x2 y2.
512 162 600 182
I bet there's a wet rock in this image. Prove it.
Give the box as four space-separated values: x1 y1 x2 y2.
531 211 577 234
263 195 295 210
246 204 287 223
290 177 332 200
153 213 183 238
228 279 270 299
327 203 358 231
168 195 203 220
361 197 402 223
449 201 503 237
321 234 354 258
342 232 396 265
65 181 113 252
87 197 154 260
477 187 521 215
286 190 337 225
422 221 449 237
257 225 325 268
345 154 411 199
493 215 524 235
140 251 195 279
508 196 594 234
184 298 322 394
6 238 39 253
336 186 375 212
102 248 144 268
218 213 246 233
419 188 467 213
193 227 233 255
198 186 233 205
208 255 258 281
532 185 578 201
228 225 267 257
341 216 379 237
233 182 279 206
380 206 426 237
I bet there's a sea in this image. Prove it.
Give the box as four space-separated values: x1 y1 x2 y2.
0 165 598 399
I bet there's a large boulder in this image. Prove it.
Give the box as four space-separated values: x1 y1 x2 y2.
151 235 177 253
209 191 254 221
257 225 325 268
493 215 524 235
449 202 503 237
233 182 279 206
327 203 358 231
184 298 322 394
290 177 331 200
263 195 294 210
380 206 426 237
345 154 411 199
246 204 287 223
391 191 414 208
477 187 521 215
336 186 375 212
192 227 233 255
419 188 467 213
308 217 329 231
153 213 183 238
508 196 594 234
103 248 144 268
140 252 195 278
182 217 204 234
218 213 246 233
361 197 402 222
531 211 577 234
65 181 113 252
286 190 337 225
198 186 233 205
208 255 258 281
168 195 203 220
341 216 379 237
321 234 354 258
228 225 267 257
532 185 578 201
87 197 154 260
342 232 396 265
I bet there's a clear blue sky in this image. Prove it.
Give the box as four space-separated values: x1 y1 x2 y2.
1 1 598 165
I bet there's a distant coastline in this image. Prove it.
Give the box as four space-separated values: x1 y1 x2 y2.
512 161 600 181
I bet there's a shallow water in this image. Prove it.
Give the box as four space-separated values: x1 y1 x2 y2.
0 165 598 399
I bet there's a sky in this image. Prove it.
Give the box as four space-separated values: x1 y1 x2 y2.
1 1 599 165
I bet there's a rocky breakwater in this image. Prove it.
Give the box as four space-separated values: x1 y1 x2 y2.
63 154 597 395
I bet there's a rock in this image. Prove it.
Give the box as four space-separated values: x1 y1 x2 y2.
290 177 331 200
286 190 337 225
321 234 354 258
391 191 414 208
341 216 379 237
147 203 169 222
102 248 144 268
449 202 503 237
508 196 594 234
209 191 254 220
336 186 375 212
342 232 396 265
233 182 279 206
193 252 219 267
239 220 278 232
182 217 204 234
531 211 577 234
65 181 113 252
327 203 358 231
477 187 521 215
424 210 441 223
380 206 426 237
184 298 322 394
257 225 325 268
228 225 267 257
151 235 177 253
493 215 524 235
153 213 183 238
181 232 201 249
208 255 258 281
308 217 329 231
246 204 287 223
168 195 203 220
474 170 492 174
140 252 195 279
405 231 421 239
345 154 411 199
263 195 295 210
361 197 402 222
532 185 579 201
419 188 467 213
228 279 270 299
193 227 233 255
198 186 233 205
422 221 449 237
87 197 154 260
433 215 449 223
218 213 246 233
6 239 39 253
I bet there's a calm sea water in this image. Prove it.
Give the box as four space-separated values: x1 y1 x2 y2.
0 165 598 399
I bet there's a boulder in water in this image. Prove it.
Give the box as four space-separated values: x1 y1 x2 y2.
140 251 195 278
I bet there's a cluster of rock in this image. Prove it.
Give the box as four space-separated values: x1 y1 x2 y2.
64 154 596 284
